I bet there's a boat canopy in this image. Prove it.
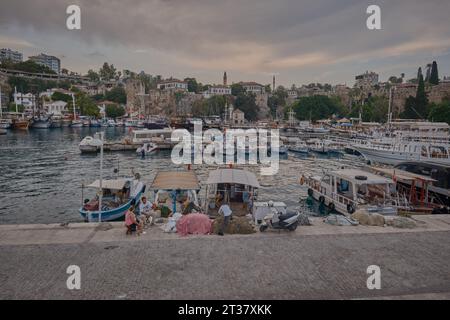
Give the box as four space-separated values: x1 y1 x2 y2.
86 179 130 190
206 169 260 188
371 167 436 183
150 171 200 190
331 169 393 185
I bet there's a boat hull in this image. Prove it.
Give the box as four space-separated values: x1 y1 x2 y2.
79 184 145 222
355 146 450 166
12 120 29 130
31 120 52 129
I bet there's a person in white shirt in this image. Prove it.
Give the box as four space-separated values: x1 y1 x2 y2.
218 202 232 236
138 196 153 226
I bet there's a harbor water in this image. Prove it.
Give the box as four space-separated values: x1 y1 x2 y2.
0 128 366 224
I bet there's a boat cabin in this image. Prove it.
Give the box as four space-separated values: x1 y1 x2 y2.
205 169 260 217
307 169 397 216
149 171 201 216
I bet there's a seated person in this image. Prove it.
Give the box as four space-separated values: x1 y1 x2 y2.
125 205 144 235
138 196 153 225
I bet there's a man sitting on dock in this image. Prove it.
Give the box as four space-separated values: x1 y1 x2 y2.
138 197 153 226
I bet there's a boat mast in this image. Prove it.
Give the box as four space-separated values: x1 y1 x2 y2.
72 93 76 120
14 86 18 114
0 86 2 119
98 132 104 222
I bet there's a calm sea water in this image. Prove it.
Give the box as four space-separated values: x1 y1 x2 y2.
0 127 365 224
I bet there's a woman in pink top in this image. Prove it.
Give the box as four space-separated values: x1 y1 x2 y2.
125 205 143 235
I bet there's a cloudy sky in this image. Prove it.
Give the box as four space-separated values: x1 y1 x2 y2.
1 0 449 86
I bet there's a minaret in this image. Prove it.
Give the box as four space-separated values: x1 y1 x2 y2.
223 71 227 86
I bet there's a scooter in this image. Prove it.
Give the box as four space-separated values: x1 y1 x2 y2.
259 201 300 232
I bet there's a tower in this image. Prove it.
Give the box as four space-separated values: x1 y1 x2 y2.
223 71 227 86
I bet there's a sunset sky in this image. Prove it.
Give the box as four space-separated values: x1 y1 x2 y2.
1 0 449 86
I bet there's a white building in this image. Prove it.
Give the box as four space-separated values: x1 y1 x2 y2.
156 79 188 91
240 82 265 94
29 53 61 73
0 48 23 63
44 101 67 115
13 92 35 108
203 85 231 98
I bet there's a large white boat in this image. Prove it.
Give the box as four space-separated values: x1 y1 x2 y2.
354 140 450 166
305 169 398 216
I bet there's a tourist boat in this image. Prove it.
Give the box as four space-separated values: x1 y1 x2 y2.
353 139 450 166
304 169 398 216
394 162 450 206
31 116 52 129
70 120 83 127
11 118 30 130
288 142 309 154
136 142 158 155
149 171 201 215
204 168 260 217
79 136 100 153
107 119 116 127
79 176 146 222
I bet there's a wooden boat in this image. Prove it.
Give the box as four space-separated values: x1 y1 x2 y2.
12 118 29 130
79 177 146 222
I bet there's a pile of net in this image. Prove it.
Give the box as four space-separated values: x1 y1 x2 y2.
212 215 256 234
176 213 213 236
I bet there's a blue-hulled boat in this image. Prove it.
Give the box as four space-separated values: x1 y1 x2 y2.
79 177 146 222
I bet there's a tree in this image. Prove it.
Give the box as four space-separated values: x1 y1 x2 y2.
415 71 428 118
401 96 419 119
184 78 200 93
429 61 439 85
234 92 259 121
99 62 117 81
206 95 226 116
105 104 125 119
290 95 344 121
231 83 245 96
105 86 126 104
51 91 72 102
0 60 55 74
428 99 450 124
86 69 100 82
268 87 288 118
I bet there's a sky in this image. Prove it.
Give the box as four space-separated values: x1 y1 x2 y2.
0 0 449 87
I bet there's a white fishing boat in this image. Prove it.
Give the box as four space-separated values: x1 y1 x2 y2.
354 140 450 166
304 169 398 216
0 119 12 129
70 120 83 128
79 136 99 153
288 142 309 154
107 119 116 127
136 142 158 155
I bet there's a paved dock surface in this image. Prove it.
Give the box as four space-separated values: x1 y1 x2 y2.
0 215 450 299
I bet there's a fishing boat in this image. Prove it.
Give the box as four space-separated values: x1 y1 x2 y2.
107 119 116 127
90 119 101 127
79 176 146 222
136 142 158 155
50 116 62 128
31 116 52 129
0 128 6 135
304 169 398 216
288 142 309 154
204 168 260 217
149 171 201 215
70 120 83 127
0 119 11 129
125 119 139 127
270 144 288 155
11 117 30 130
79 136 100 153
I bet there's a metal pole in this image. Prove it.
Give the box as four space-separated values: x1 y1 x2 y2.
98 132 104 222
